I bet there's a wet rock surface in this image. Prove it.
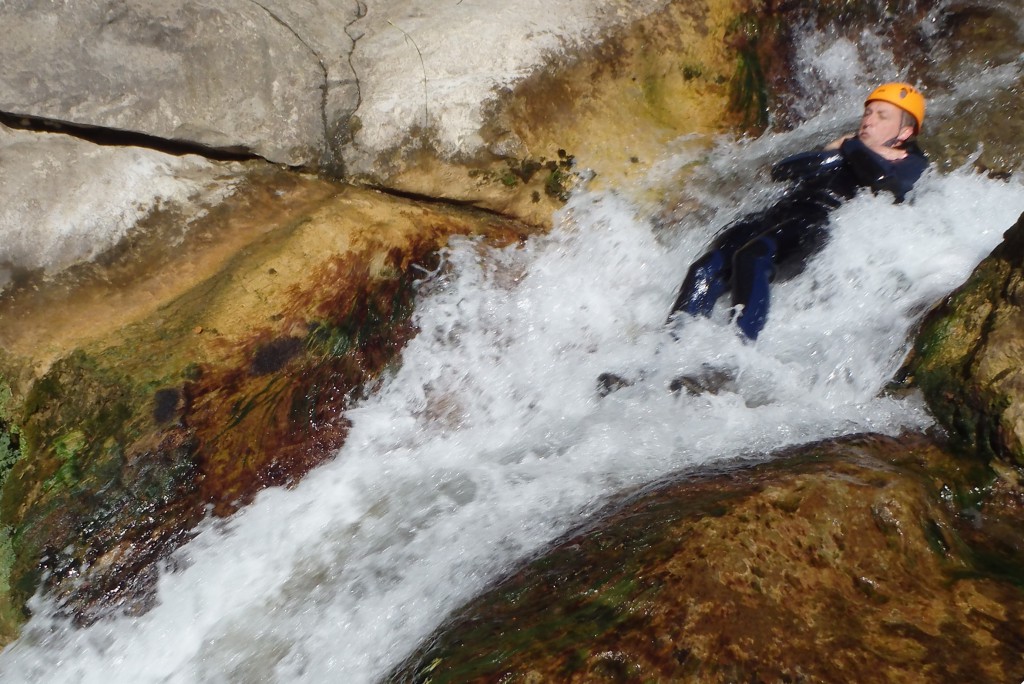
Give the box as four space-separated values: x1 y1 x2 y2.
911 212 1024 465
0 0 1023 663
0 172 535 642
0 0 773 645
390 432 1024 684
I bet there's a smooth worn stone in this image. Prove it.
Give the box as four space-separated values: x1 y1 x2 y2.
0 123 245 292
0 0 356 167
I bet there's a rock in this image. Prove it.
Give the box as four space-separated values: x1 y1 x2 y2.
389 433 1024 683
922 2 1024 177
0 123 244 291
0 0 357 168
346 0 753 224
0 0 772 223
0 170 536 644
911 212 1024 465
0 0 1019 659
0 0 735 182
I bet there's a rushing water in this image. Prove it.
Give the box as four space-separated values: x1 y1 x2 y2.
4 29 1024 684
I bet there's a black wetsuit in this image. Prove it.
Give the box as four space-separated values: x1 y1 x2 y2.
669 136 929 339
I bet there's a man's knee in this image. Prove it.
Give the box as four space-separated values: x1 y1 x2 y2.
732 236 778 339
671 249 728 318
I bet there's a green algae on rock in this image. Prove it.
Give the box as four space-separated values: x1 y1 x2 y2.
0 172 536 645
911 212 1024 466
388 433 1024 684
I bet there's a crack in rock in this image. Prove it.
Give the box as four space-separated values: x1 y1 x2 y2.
0 110 259 162
247 0 338 172
344 0 368 149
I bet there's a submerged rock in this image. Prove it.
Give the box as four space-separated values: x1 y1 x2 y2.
389 433 1024 683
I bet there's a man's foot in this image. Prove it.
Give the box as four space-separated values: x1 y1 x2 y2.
669 365 737 396
596 372 634 397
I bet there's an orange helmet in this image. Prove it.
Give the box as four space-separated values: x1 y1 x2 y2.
866 82 925 133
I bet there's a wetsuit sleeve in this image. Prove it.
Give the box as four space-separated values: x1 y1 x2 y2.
839 137 928 202
769 151 845 183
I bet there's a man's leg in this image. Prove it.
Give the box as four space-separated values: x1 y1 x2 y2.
667 214 770 323
730 206 831 339
668 249 729 319
731 235 778 340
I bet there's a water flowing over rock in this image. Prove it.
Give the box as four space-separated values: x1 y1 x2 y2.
0 172 535 642
388 433 1024 683
1 0 1024 676
0 0 782 647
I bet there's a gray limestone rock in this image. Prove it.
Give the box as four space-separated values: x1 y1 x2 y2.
0 0 362 168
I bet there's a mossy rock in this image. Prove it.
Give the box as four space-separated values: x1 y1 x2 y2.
911 212 1024 465
0 171 535 644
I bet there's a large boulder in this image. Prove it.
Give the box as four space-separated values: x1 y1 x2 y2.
389 433 1024 683
0 0 721 181
0 0 757 223
0 0 358 169
0 0 778 222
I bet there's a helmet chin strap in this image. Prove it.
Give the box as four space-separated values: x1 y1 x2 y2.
883 128 913 148
883 136 901 148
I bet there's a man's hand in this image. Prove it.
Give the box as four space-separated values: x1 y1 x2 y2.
862 140 909 160
824 134 854 150
827 133 909 160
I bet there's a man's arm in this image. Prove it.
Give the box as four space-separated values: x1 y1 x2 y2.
838 136 928 202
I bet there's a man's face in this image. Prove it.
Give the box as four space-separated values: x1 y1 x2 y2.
858 100 912 148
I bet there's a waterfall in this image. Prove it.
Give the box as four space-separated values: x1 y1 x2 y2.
3 25 1023 684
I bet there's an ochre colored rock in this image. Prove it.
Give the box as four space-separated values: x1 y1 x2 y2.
391 433 1024 683
364 0 754 225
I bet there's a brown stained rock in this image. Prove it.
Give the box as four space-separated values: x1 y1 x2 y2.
365 0 755 225
0 169 536 642
486 0 748 188
391 433 1024 684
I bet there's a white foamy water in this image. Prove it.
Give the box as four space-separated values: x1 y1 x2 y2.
3 29 1024 684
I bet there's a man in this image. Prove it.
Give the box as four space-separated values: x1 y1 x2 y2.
668 82 929 340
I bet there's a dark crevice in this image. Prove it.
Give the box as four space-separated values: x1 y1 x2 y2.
343 0 368 146
0 111 261 162
363 183 534 223
248 1 340 172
